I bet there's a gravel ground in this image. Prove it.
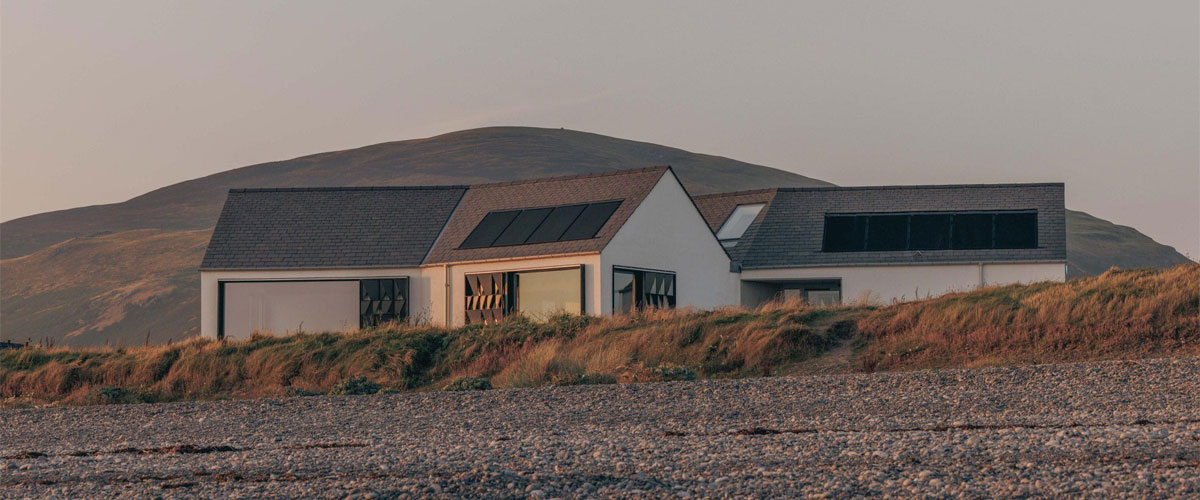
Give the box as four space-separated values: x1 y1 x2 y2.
2 358 1199 499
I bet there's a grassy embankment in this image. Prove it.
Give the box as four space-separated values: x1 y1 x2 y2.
2 264 1196 406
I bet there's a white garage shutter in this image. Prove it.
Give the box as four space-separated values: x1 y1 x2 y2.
222 281 359 340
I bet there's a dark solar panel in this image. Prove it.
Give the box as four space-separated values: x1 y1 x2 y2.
492 208 553 246
865 214 908 251
822 215 867 252
459 210 520 248
993 212 1037 249
525 204 587 244
908 214 952 250
560 201 622 241
952 213 994 249
824 210 1037 253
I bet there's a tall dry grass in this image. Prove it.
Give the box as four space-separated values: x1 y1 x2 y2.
0 300 859 405
854 264 1200 370
3 264 1197 406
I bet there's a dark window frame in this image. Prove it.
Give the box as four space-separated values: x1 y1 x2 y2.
821 210 1038 253
359 278 411 329
216 277 410 340
611 266 677 314
463 265 585 325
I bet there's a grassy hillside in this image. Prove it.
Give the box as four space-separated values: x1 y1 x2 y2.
3 264 1195 407
1066 210 1192 277
0 230 210 347
0 127 1189 346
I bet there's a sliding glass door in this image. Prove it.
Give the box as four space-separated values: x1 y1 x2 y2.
514 268 582 320
612 267 676 314
465 266 584 324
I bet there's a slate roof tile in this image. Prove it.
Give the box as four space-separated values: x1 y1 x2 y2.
422 167 670 264
695 183 1066 269
200 186 467 270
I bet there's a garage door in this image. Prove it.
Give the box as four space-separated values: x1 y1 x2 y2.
221 281 359 340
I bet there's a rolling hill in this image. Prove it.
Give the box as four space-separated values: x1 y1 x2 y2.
0 127 829 259
0 127 1190 346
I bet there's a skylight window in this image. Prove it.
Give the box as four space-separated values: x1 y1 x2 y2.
459 200 623 249
715 203 765 246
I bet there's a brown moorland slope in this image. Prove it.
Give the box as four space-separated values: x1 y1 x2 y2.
1065 210 1193 277
0 230 210 347
1 127 1190 347
2 264 1195 406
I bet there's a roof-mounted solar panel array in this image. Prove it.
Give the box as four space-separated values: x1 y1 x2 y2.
459 200 623 249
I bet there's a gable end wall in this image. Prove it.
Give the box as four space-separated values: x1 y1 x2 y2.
600 171 739 313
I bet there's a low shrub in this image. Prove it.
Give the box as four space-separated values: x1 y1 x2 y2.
650 364 697 381
88 386 154 404
444 376 493 392
577 373 618 385
328 377 380 396
93 386 129 404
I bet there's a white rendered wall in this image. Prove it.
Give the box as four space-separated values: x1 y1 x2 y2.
435 255 603 327
199 267 433 339
739 262 1066 305
600 172 740 314
983 262 1067 286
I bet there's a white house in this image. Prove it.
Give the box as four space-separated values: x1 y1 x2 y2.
200 167 738 339
694 183 1067 306
199 167 1066 340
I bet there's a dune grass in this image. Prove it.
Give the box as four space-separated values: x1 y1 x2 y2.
854 263 1199 370
2 264 1196 406
0 300 862 406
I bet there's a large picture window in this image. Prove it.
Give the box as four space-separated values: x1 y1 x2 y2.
822 211 1037 252
612 267 676 314
465 266 583 324
218 277 409 340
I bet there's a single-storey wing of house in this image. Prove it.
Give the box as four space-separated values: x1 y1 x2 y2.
199 166 1066 340
693 183 1067 306
199 167 738 339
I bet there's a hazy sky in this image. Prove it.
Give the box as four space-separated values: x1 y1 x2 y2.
2 1 1197 257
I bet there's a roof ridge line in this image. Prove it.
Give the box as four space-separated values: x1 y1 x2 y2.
229 185 470 193
468 166 670 189
692 187 779 199
777 182 1063 192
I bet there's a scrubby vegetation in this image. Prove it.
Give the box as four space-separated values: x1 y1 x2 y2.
2 264 1196 406
0 300 860 406
854 264 1200 371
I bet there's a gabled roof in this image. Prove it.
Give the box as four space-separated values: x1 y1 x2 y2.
697 183 1067 269
423 167 671 264
200 186 467 270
